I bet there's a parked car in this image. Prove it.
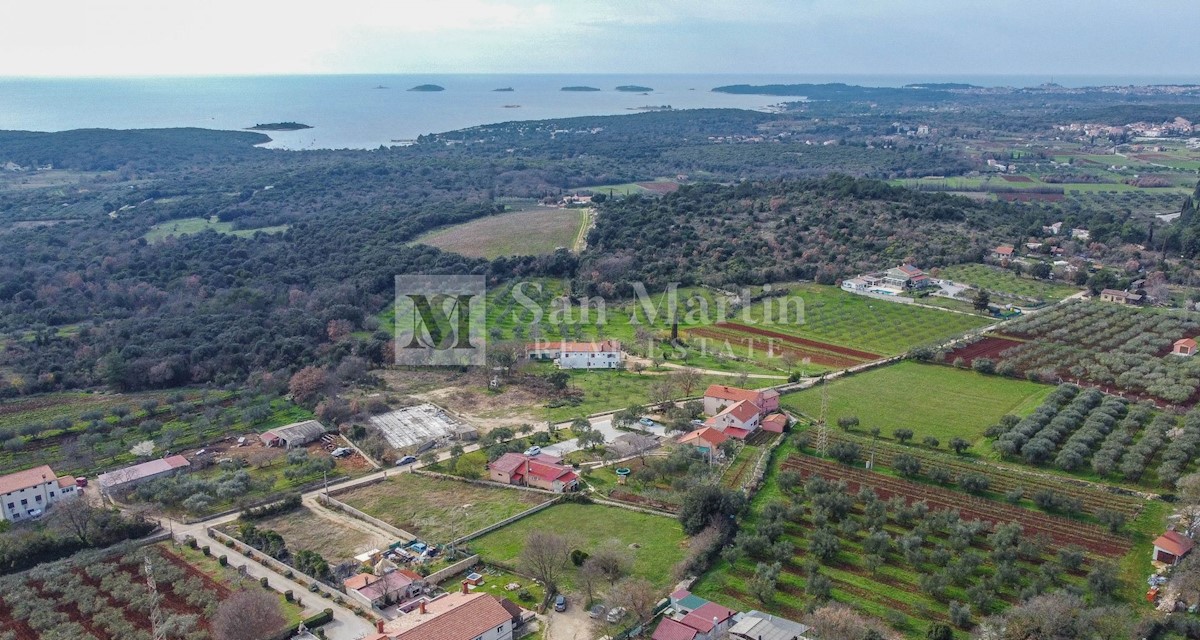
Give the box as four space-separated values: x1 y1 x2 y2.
396 455 418 466
639 417 655 426
589 604 607 619
554 595 567 612
331 447 352 457
606 606 625 623
524 446 542 456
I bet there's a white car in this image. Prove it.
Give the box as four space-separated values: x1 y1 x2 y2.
524 446 541 456
605 606 625 623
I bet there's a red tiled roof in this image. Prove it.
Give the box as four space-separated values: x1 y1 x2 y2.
897 264 923 276
679 427 727 446
680 602 736 633
723 427 752 440
704 384 763 405
1154 531 1195 557
720 399 760 424
490 453 527 475
57 476 77 489
761 413 788 433
358 570 418 601
393 593 513 640
995 246 1014 255
0 465 57 495
527 460 573 482
344 573 375 591
526 340 622 353
670 588 691 600
1176 338 1198 349
653 618 699 640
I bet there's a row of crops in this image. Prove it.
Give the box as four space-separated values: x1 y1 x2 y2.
992 301 1200 403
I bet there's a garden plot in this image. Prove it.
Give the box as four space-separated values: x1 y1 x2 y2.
368 404 477 451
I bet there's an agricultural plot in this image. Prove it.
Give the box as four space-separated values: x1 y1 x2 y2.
0 543 302 640
782 361 1053 444
982 382 1199 489
337 473 551 543
412 206 589 258
143 216 288 243
937 264 1080 305
468 502 688 592
0 389 311 478
221 506 390 565
696 447 1110 639
967 300 1200 404
817 429 1144 518
585 446 726 512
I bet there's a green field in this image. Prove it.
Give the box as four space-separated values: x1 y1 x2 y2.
468 502 688 592
413 206 590 259
782 361 1054 444
144 216 289 243
737 284 991 357
938 263 1081 302
338 473 552 543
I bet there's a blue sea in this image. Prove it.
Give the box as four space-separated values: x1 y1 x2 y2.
1 73 1196 150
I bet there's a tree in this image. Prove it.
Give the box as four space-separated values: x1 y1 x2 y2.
808 528 840 562
51 497 104 545
671 367 702 396
922 436 939 449
973 289 991 311
894 453 921 477
949 437 970 455
837 416 860 431
608 577 658 626
1087 563 1119 601
926 622 953 640
588 542 633 584
959 473 989 494
288 366 328 406
212 589 286 640
578 429 605 450
519 531 571 594
748 561 781 604
678 485 746 535
579 557 604 606
893 428 914 444
829 441 861 465
804 604 892 640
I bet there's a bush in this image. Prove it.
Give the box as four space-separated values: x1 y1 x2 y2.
260 576 269 588
218 555 228 566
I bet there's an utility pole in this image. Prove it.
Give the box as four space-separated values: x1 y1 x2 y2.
144 555 166 640
816 377 830 457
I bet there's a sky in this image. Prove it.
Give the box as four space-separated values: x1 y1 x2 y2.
1 0 1197 78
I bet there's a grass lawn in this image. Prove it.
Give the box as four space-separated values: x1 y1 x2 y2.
468 502 688 593
412 206 590 259
938 264 1081 302
338 473 552 543
736 284 991 357
578 182 649 196
144 216 288 243
460 565 546 609
781 361 1054 444
224 506 391 565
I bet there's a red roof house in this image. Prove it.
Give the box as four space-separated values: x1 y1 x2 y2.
487 453 577 493
760 413 789 433
678 427 728 453
1174 338 1198 356
1153 531 1195 565
680 601 737 635
652 618 699 640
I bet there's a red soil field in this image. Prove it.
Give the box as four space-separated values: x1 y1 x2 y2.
1001 175 1033 183
945 336 1023 366
688 326 861 368
715 323 880 360
637 181 679 193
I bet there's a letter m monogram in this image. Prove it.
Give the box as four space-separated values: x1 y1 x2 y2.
394 276 486 365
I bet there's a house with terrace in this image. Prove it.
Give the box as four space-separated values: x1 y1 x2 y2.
488 453 579 493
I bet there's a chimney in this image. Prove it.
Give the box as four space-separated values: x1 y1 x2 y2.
376 620 385 634
419 599 426 615
462 580 470 595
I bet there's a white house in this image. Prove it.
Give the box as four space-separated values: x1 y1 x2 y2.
0 465 80 522
526 340 623 369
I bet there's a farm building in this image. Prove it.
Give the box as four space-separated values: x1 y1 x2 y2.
97 455 190 495
525 340 624 369
260 420 328 448
488 452 579 492
992 245 1015 260
1174 338 1197 356
367 404 478 451
1099 289 1142 305
729 611 811 640
0 465 80 522
367 588 524 640
1153 531 1195 566
760 413 789 433
345 568 426 610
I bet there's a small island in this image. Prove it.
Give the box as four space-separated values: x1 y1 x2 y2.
246 122 312 131
615 85 653 92
561 86 601 92
493 87 515 92
408 84 445 92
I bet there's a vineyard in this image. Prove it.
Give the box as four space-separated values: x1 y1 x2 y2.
781 455 1130 556
952 300 1200 405
0 543 294 640
984 382 1200 489
818 428 1144 518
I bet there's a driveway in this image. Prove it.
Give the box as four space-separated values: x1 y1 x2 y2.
542 421 625 457
542 599 596 640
